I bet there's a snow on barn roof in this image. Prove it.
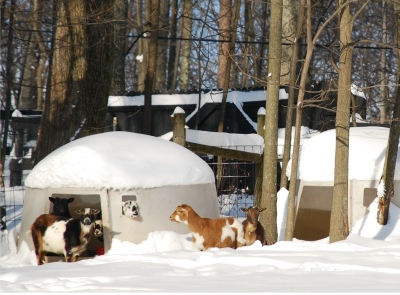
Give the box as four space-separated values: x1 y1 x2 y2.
108 89 289 131
25 131 215 190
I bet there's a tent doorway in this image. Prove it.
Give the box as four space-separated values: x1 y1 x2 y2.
293 186 333 241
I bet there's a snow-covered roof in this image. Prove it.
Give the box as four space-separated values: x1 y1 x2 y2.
25 131 215 190
108 89 288 132
296 126 399 181
186 129 264 154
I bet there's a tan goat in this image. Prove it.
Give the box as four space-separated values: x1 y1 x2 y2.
240 206 266 246
170 204 246 250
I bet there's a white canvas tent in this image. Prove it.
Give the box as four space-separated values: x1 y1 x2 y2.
18 131 219 258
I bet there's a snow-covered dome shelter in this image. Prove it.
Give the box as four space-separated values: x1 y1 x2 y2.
18 131 219 259
293 126 400 241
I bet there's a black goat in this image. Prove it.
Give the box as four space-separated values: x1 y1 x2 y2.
49 197 74 218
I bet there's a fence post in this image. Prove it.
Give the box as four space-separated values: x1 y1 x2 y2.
254 107 266 207
9 128 24 186
113 117 117 131
171 107 186 146
257 107 265 136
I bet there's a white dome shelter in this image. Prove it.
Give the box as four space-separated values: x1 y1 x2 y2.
18 131 219 259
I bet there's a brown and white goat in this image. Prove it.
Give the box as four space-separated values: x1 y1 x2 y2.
170 204 246 250
30 208 100 265
240 206 266 246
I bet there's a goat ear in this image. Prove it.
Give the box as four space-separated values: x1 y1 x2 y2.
68 198 75 203
93 209 101 215
260 208 267 212
240 207 247 212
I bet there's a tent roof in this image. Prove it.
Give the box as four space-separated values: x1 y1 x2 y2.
25 131 215 190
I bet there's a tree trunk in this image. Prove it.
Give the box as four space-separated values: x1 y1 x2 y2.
0 1 14 188
380 2 387 124
19 33 37 109
34 0 114 164
155 1 169 91
137 1 148 92
179 0 192 91
167 0 178 90
255 3 268 86
377 2 400 225
33 0 49 110
259 0 283 246
280 0 297 86
283 0 305 240
217 0 231 89
216 0 240 191
280 0 305 190
143 0 160 135
111 0 128 94
79 0 114 138
240 0 255 87
329 0 353 243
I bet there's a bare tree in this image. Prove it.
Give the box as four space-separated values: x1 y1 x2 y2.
280 0 305 190
34 0 115 164
179 0 193 91
329 0 360 243
282 0 305 239
377 1 400 226
259 0 283 246
136 1 148 92
217 0 232 89
379 1 389 124
216 0 241 191
167 0 178 90
0 0 15 188
143 0 160 135
155 1 169 91
284 0 354 240
111 0 128 94
280 0 297 86
32 0 50 110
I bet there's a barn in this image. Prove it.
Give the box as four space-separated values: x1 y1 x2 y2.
17 131 219 260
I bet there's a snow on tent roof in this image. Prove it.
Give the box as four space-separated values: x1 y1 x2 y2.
297 126 400 181
25 131 215 190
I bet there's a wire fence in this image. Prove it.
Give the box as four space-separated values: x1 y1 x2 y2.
1 154 257 232
200 155 257 219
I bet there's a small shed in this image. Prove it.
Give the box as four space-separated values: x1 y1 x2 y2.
18 131 219 258
292 126 400 241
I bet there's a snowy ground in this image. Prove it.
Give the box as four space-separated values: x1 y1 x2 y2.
1 126 400 293
1 190 400 293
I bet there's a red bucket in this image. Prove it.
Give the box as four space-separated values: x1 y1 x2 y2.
96 246 105 256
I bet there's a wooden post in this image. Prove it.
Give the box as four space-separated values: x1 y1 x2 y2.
113 117 117 131
255 107 266 207
257 107 266 136
172 107 186 146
